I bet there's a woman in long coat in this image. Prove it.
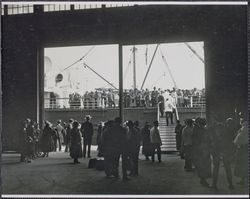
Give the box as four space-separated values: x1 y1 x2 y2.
141 122 152 160
234 118 248 185
192 118 211 187
40 121 55 157
70 121 82 164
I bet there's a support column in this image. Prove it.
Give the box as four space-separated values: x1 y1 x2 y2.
119 44 124 122
37 47 44 126
4 5 8 15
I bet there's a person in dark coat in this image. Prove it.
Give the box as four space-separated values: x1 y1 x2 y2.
150 121 162 163
233 118 248 186
127 121 141 177
96 121 103 157
158 91 165 117
19 119 29 162
102 120 116 177
70 121 82 164
40 121 55 157
181 119 193 171
175 120 183 153
141 122 152 160
65 119 73 152
192 118 211 187
34 123 42 157
81 115 94 158
209 116 235 190
26 120 36 162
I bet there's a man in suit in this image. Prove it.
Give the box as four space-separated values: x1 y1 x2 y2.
81 115 94 158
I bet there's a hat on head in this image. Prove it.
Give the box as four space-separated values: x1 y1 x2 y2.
153 121 159 125
127 120 134 127
73 121 79 128
85 115 91 119
45 120 52 127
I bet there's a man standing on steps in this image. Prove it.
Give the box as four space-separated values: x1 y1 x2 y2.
81 115 94 158
165 97 176 126
158 91 165 117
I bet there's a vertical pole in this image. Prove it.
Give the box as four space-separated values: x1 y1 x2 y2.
4 5 8 15
119 44 124 122
132 46 137 89
37 47 44 126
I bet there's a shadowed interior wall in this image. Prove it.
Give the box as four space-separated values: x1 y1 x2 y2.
2 5 247 150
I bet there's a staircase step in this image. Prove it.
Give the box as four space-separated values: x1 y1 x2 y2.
158 113 177 152
159 135 176 138
162 139 176 143
161 148 177 151
159 132 175 134
161 137 176 140
162 141 176 144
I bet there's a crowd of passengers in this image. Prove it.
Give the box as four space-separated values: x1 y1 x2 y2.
66 87 205 109
19 111 247 189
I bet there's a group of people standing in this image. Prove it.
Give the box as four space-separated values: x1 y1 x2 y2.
96 118 162 181
175 114 248 190
19 118 42 163
19 116 95 163
50 86 205 109
20 112 247 189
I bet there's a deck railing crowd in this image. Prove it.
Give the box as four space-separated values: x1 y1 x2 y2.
45 87 206 109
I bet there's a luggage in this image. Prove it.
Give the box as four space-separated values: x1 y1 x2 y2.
88 158 97 168
95 158 105 171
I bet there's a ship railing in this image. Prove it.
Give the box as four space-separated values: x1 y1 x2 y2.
44 98 119 109
176 95 206 108
44 95 206 110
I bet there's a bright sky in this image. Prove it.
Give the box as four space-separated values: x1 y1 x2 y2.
44 41 204 95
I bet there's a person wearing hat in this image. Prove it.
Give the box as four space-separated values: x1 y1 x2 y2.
19 120 28 162
81 115 94 158
70 121 82 164
181 119 193 171
191 118 211 187
65 119 74 152
164 97 176 126
209 115 235 190
127 120 141 176
150 121 162 163
151 87 158 107
141 121 152 161
55 120 65 152
233 116 248 186
40 120 55 157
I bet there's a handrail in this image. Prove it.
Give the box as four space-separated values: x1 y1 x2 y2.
157 102 160 122
175 105 179 121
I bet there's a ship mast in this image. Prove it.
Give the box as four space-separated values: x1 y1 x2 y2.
132 46 137 89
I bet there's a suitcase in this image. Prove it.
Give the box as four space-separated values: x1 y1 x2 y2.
95 158 105 171
88 158 97 169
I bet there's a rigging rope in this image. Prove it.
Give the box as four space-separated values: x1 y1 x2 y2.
62 46 95 72
124 51 133 80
